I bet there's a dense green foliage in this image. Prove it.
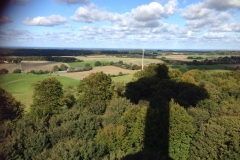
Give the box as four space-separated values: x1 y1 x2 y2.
77 72 113 106
0 68 8 74
0 88 23 122
13 69 21 73
30 77 63 118
1 64 240 159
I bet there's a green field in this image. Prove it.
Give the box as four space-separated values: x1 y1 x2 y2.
68 60 109 68
169 64 226 71
112 74 134 83
0 72 134 111
0 73 79 111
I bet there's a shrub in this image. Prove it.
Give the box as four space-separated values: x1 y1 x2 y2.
94 61 102 67
0 68 8 74
13 69 21 73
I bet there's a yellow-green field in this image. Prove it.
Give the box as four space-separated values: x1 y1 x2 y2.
76 55 163 65
59 66 137 80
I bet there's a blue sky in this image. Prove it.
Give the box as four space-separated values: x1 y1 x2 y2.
0 0 240 50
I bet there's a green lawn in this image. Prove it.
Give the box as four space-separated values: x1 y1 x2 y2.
0 73 79 111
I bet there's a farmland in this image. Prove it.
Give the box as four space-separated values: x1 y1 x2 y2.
60 66 137 80
156 54 233 61
0 65 138 110
0 61 69 73
0 53 239 110
1 50 240 159
75 55 163 65
0 74 79 111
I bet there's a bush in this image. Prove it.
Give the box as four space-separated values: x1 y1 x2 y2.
118 72 123 76
0 68 8 74
13 69 21 73
94 61 102 67
29 70 36 74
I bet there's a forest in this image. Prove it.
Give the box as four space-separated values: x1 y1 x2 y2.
0 63 240 159
0 56 81 63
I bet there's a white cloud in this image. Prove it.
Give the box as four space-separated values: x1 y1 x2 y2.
54 0 89 5
210 23 240 32
131 2 164 21
205 0 240 11
23 15 67 26
230 23 240 32
181 1 234 31
0 16 12 25
164 0 178 15
71 1 178 29
203 32 226 39
71 4 122 23
181 3 212 19
184 13 230 30
130 0 177 21
0 29 32 42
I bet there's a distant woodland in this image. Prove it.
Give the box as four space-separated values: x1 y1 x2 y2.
1 63 240 159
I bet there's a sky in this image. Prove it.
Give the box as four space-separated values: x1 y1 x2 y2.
0 0 240 50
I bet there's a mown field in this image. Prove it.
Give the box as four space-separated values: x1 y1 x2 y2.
0 74 79 111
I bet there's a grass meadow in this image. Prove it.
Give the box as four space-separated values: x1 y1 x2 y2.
0 72 135 111
0 73 79 111
112 74 134 83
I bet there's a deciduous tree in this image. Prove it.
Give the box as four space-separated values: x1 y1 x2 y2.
77 72 112 106
30 77 63 118
0 87 23 122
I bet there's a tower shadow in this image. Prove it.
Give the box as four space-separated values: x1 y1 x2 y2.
122 76 209 160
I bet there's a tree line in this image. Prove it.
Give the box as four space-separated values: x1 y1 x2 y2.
0 56 81 63
0 63 240 159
